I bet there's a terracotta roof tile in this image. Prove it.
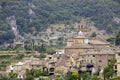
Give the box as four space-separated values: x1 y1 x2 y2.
65 44 93 49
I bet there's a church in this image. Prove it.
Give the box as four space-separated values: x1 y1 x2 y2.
64 20 115 75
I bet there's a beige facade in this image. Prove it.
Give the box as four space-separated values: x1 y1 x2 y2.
64 25 115 72
115 50 120 76
7 57 45 79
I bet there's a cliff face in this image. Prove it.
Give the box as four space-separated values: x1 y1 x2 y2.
0 0 120 44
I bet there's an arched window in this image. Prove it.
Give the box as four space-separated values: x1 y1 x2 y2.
81 25 84 29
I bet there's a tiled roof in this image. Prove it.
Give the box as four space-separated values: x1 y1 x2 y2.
74 36 86 39
89 40 109 45
81 51 115 55
30 61 45 66
65 44 93 49
15 62 25 66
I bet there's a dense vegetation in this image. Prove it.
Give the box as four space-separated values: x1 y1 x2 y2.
0 0 120 44
107 29 120 45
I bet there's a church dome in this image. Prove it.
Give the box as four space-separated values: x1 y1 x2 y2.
78 31 84 36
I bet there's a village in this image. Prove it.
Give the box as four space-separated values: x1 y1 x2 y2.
0 0 120 80
0 19 120 79
0 20 118 80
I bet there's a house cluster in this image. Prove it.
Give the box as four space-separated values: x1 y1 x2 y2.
64 23 120 77
6 53 71 79
6 21 120 79
6 57 45 78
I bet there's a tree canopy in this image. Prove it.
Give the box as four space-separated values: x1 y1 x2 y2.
0 0 120 44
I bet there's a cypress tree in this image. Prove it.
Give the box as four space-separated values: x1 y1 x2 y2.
115 29 120 46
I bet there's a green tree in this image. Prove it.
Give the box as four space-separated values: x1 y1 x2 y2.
91 75 104 80
110 77 120 80
82 72 91 80
80 72 103 80
0 76 9 80
46 48 55 55
115 29 120 46
25 69 34 80
103 58 116 80
54 77 63 80
65 71 81 80
107 37 115 44
25 74 34 80
109 58 116 68
39 77 50 80
9 71 18 79
106 24 113 34
72 70 81 79
33 69 42 77
42 67 49 76
30 27 36 34
37 39 46 53
90 32 97 38
103 67 113 80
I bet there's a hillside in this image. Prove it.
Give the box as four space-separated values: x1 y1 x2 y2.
0 0 120 44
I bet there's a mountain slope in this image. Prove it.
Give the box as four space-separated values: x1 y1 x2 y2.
0 0 120 44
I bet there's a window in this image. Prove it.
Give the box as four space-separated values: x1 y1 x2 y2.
99 60 102 62
49 57 52 59
118 53 120 56
87 60 89 62
57 57 60 59
19 75 21 78
93 55 95 57
114 65 117 69
11 70 13 72
81 25 83 28
91 60 93 63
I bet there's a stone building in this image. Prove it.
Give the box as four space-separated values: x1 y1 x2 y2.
7 57 45 79
64 23 115 75
80 50 115 69
115 46 120 77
